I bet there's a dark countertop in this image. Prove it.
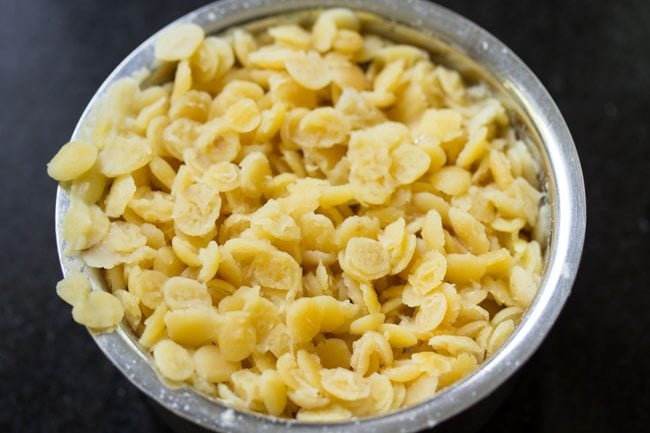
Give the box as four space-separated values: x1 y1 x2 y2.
1 0 648 432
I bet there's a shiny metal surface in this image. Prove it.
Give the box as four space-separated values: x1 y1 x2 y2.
55 0 586 432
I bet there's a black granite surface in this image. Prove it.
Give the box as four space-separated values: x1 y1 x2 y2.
1 0 649 432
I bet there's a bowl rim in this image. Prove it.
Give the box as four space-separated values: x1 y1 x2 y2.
55 0 586 431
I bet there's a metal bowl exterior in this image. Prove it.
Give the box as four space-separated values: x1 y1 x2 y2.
54 0 586 432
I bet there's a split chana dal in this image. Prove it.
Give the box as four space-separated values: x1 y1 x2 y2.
49 8 546 420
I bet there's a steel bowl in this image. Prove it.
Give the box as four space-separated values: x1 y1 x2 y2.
55 0 586 432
